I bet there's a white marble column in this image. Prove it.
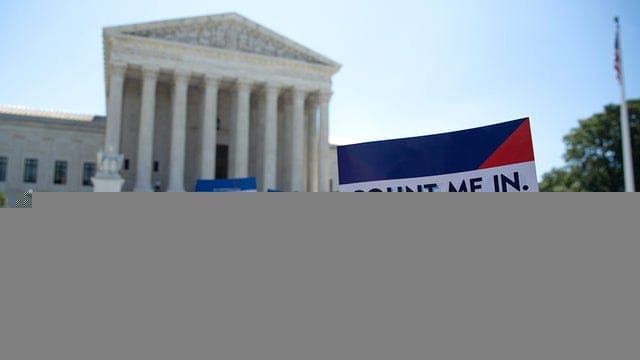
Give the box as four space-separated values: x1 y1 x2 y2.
167 71 190 192
133 66 159 192
105 63 127 153
229 80 251 179
200 76 219 179
280 92 293 190
306 97 319 192
261 84 279 191
289 88 306 191
318 91 332 192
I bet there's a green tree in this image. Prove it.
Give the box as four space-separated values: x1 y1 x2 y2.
539 99 640 192
0 191 6 208
539 167 583 192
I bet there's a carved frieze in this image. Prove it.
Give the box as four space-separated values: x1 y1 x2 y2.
125 20 322 65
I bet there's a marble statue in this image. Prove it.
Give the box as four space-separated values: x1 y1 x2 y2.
96 145 124 176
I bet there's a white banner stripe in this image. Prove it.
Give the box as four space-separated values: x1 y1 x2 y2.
339 162 538 192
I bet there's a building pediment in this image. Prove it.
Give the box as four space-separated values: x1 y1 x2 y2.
105 13 340 68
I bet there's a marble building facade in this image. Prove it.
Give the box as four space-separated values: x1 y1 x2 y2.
0 13 341 204
0 107 106 205
104 13 341 192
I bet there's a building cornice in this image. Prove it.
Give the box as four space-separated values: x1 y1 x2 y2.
0 106 102 122
106 34 335 93
114 33 338 74
0 109 105 134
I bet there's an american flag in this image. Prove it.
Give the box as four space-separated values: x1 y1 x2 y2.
614 17 621 84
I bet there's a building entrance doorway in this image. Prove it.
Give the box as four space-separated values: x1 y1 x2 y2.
216 145 228 179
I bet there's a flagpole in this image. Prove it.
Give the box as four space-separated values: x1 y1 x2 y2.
615 16 635 192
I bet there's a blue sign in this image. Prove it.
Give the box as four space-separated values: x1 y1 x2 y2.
195 177 257 192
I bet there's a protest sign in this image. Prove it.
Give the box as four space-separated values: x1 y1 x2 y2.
195 177 257 192
337 118 537 192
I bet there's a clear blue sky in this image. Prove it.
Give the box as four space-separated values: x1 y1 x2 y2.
1 0 639 181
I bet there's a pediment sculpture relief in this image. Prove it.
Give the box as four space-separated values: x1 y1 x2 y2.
126 21 322 64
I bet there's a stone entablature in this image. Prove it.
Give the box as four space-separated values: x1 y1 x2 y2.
0 106 105 132
104 34 336 96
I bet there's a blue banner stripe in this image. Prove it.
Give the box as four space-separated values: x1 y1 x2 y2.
195 177 257 192
337 118 526 184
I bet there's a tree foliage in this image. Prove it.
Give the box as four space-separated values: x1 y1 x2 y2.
539 99 640 191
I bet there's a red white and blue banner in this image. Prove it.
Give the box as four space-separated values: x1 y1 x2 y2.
195 177 257 192
337 118 537 192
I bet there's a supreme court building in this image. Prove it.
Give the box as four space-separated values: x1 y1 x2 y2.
0 13 341 203
106 13 341 192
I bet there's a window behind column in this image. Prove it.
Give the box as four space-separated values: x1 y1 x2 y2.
23 158 38 183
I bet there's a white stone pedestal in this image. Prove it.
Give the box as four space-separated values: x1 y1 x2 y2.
92 175 125 192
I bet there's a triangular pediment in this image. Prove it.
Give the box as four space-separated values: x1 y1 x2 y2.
107 13 340 68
